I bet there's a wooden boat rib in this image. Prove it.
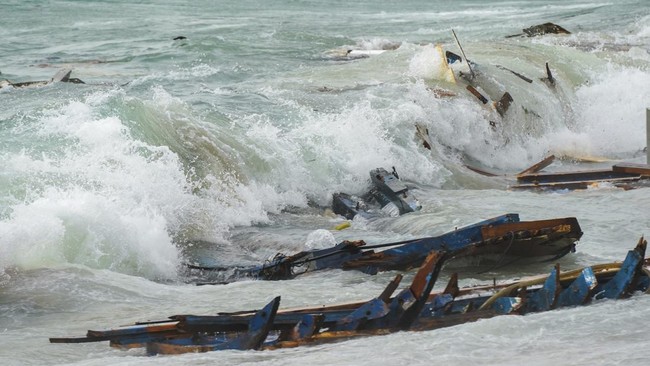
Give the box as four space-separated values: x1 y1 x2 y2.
50 238 650 355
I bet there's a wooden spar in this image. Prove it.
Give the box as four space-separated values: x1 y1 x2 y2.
464 164 501 177
397 251 446 329
510 177 641 191
516 168 640 184
496 65 533 83
517 155 556 177
49 321 180 344
451 29 475 79
545 62 555 85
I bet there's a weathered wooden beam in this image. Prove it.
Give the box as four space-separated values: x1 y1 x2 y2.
510 176 641 191
612 163 650 176
517 155 555 177
480 217 579 239
516 169 639 184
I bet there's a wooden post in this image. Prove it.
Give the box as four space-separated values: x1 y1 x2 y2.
647 108 650 164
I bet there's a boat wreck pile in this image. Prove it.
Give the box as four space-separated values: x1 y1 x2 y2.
50 239 649 355
511 157 650 191
465 154 650 191
185 213 582 284
0 68 84 89
332 167 421 220
45 22 650 358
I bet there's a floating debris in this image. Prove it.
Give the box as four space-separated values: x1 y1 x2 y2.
184 213 581 284
50 239 649 355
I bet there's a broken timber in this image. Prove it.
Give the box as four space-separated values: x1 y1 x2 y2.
511 156 650 190
464 155 650 191
49 239 650 355
184 213 582 284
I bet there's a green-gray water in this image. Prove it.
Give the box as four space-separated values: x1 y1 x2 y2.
1 1 649 365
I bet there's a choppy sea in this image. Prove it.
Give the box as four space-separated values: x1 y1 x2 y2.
1 1 650 365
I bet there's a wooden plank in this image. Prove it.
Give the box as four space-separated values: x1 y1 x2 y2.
480 217 579 239
556 267 597 307
516 168 638 184
464 164 500 177
612 163 650 176
595 238 646 300
524 264 560 313
517 155 555 177
510 176 641 190
491 297 523 314
147 296 281 355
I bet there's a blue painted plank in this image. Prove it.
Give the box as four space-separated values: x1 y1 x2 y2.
596 243 645 300
290 314 322 340
492 297 523 314
333 298 389 331
525 265 560 313
147 296 281 355
556 267 597 307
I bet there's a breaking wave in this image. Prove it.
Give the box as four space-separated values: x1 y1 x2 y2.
0 14 648 281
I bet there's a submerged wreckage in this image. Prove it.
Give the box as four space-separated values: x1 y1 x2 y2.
186 213 582 284
465 154 650 191
332 167 421 220
0 68 84 89
50 238 649 355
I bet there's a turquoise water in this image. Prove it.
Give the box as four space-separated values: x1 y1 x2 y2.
1 1 650 365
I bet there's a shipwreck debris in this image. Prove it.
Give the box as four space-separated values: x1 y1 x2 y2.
50 239 650 355
541 62 556 86
512 157 650 190
464 155 650 191
0 68 85 89
494 92 514 117
185 213 582 284
331 167 421 220
506 22 571 38
451 29 475 80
